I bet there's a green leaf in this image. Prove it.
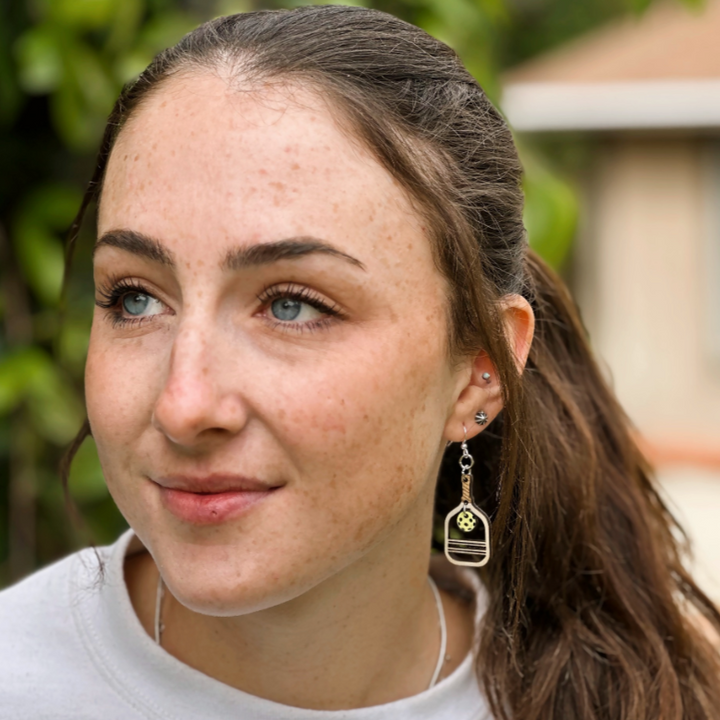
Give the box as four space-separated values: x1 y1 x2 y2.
52 79 101 150
214 0 257 14
629 0 653 13
13 218 64 305
47 0 117 29
27 378 84 445
14 26 64 94
67 436 108 504
105 0 145 54
12 185 81 306
424 0 487 28
0 348 53 414
137 12 202 54
83 497 128 545
522 158 578 270
472 0 507 23
286 0 368 6
114 48 154 84
0 350 34 414
0 347 83 444
57 318 91 374
23 184 82 229
64 41 117 114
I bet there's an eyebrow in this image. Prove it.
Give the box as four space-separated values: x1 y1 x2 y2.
94 230 366 272
95 229 175 266
222 237 366 272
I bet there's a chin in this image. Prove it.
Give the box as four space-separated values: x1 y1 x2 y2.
155 545 327 617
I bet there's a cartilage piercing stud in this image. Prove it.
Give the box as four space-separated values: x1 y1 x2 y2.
475 410 488 425
482 372 491 382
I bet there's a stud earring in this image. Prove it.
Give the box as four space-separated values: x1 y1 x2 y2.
443 425 491 568
475 410 488 425
482 372 491 382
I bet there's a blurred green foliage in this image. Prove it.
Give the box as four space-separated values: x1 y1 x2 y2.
0 0 697 586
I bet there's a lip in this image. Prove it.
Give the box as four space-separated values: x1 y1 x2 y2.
153 475 280 525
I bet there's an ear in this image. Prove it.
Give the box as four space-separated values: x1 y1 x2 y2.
443 294 535 443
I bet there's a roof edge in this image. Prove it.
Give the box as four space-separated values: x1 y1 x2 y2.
502 79 720 132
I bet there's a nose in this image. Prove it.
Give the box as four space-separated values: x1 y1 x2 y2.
151 322 248 448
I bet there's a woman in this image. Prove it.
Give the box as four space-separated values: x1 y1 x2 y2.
1 6 718 719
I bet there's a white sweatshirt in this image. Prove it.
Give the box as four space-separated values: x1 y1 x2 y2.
0 529 491 720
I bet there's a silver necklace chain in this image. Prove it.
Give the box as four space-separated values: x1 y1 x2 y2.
426 575 448 688
154 573 448 690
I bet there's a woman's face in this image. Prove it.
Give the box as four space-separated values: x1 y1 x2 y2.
87 73 465 614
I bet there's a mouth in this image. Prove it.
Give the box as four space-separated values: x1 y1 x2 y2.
153 475 281 525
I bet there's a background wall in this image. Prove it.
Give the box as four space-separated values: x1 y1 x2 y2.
0 0 710 592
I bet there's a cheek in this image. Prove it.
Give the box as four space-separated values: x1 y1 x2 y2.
267 324 450 528
237 353 447 609
84 322 164 485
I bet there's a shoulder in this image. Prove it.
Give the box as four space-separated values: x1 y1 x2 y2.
0 543 135 717
0 546 94 640
0 547 97 673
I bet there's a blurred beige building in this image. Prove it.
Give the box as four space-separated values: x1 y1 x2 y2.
503 0 720 598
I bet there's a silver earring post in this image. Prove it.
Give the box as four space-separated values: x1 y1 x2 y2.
475 410 488 425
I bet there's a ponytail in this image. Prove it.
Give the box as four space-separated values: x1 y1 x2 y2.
455 249 720 719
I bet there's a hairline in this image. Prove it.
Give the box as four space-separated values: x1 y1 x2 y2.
100 60 468 361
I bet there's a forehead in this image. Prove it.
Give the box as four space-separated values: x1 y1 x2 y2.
99 73 427 262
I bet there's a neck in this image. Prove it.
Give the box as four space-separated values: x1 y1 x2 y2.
125 506 474 709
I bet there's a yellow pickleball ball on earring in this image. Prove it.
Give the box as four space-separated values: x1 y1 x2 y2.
457 510 477 532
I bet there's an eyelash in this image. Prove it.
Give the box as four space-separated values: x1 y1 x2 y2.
95 278 159 328
95 278 343 332
256 283 343 333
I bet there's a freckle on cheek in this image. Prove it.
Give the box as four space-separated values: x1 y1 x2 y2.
353 516 374 543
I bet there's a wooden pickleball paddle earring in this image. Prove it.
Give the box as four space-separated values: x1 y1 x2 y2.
443 424 491 567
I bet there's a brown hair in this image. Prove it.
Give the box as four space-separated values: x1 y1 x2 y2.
63 6 720 718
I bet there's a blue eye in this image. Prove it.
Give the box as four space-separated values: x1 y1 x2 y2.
123 293 150 315
270 297 323 323
95 279 169 327
121 292 164 318
257 284 341 331
271 298 302 321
